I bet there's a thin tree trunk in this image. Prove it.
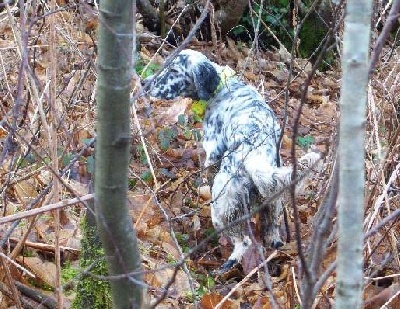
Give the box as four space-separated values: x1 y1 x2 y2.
95 1 143 308
336 1 372 308
214 0 249 35
137 0 159 31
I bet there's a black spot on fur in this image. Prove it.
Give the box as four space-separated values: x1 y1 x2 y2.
219 259 237 272
193 62 220 100
215 116 223 134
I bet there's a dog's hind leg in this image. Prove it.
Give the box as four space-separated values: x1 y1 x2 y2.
261 199 284 249
245 151 321 249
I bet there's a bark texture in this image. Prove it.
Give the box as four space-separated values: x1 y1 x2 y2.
213 0 249 35
336 1 372 308
95 0 144 308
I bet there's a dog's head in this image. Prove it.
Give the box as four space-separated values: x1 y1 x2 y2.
144 50 221 100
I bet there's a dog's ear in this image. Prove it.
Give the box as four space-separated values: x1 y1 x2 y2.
192 62 220 100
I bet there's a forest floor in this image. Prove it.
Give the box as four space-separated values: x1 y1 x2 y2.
0 4 399 309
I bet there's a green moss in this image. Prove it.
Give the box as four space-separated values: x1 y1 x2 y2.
61 261 79 283
298 18 327 58
21 248 36 257
231 1 336 67
72 217 112 309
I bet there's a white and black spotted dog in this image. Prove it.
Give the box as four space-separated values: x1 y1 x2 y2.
144 49 321 271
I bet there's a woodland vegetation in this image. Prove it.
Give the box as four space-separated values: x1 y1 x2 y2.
0 0 399 308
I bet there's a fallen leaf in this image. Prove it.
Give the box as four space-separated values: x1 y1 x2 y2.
14 179 38 204
162 242 181 261
200 293 234 309
198 185 211 201
241 243 263 275
252 296 272 309
16 256 56 288
156 98 192 125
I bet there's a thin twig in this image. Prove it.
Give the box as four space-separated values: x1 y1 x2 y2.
369 0 400 76
214 251 278 309
0 251 23 309
0 194 94 224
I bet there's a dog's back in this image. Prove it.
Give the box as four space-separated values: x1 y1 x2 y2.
145 49 322 272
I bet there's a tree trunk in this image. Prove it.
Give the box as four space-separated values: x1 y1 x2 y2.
137 0 159 32
136 0 248 39
95 0 143 308
214 0 249 36
336 1 372 308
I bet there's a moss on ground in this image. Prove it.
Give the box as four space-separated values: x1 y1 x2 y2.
72 217 112 309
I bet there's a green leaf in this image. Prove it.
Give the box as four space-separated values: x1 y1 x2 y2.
183 129 192 139
61 152 74 168
206 276 215 289
128 178 137 189
158 127 177 151
193 113 202 123
192 129 202 142
136 144 148 165
177 114 187 126
191 100 207 119
86 155 95 174
296 135 315 149
135 59 160 78
81 138 94 146
140 170 153 183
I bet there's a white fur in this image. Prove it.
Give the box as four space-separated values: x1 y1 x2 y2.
145 50 323 269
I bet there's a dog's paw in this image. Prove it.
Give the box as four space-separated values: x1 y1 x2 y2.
298 151 324 176
299 151 322 167
263 229 284 250
217 259 238 273
213 259 243 280
271 239 284 249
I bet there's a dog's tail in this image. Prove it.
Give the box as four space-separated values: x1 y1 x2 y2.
244 151 322 199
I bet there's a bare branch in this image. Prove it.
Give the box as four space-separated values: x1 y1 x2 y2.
369 0 400 76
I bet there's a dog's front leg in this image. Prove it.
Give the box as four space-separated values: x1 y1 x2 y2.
219 235 252 272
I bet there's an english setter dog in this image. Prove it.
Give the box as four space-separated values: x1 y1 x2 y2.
145 49 321 271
